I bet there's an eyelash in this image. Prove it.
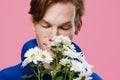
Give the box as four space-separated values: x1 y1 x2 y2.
41 25 50 28
40 23 71 30
60 27 70 30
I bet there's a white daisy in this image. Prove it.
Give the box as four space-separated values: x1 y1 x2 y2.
52 35 71 45
59 58 71 66
68 44 76 52
43 62 50 69
38 50 53 64
22 47 40 67
70 60 84 72
63 50 80 59
22 58 32 67
78 73 93 80
79 56 93 70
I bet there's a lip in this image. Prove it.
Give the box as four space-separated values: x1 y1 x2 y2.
43 43 47 46
44 42 50 46
43 43 49 49
43 43 55 58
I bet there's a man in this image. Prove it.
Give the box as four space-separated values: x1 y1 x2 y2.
0 0 102 80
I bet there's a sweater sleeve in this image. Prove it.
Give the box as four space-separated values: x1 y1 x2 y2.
0 63 24 80
91 72 103 80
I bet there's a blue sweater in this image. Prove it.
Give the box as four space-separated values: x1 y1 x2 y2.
0 39 102 80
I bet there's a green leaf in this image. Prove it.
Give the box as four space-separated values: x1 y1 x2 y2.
68 71 75 80
54 64 62 72
21 74 35 79
54 75 63 80
42 69 51 75
51 64 62 79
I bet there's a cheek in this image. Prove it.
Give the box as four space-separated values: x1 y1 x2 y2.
35 26 50 38
35 30 44 47
34 26 50 47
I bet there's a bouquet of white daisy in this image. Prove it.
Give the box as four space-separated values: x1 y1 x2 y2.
22 36 93 80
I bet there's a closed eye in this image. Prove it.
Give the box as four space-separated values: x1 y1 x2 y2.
59 25 72 30
39 21 51 28
41 24 50 28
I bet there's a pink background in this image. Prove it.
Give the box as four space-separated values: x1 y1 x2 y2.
0 0 120 80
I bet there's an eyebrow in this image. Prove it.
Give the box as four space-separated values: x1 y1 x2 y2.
61 21 72 26
41 19 72 26
40 19 50 25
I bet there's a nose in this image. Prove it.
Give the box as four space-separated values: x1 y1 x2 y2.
49 27 59 41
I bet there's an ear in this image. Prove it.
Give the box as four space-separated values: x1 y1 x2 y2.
75 19 82 35
30 15 36 31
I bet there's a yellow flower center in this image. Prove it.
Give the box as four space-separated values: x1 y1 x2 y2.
30 54 35 58
41 55 46 59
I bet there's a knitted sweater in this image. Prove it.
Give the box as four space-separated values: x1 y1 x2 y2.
0 39 102 80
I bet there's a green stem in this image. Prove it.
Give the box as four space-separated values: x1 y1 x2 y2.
37 75 40 80
64 68 68 80
54 53 58 66
52 71 55 80
37 64 41 80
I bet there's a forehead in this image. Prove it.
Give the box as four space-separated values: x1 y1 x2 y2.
42 2 75 25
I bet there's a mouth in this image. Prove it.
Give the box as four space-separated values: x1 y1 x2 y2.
43 43 47 46
43 43 49 50
43 43 55 58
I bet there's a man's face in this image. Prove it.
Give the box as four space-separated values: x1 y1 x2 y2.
33 2 80 51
